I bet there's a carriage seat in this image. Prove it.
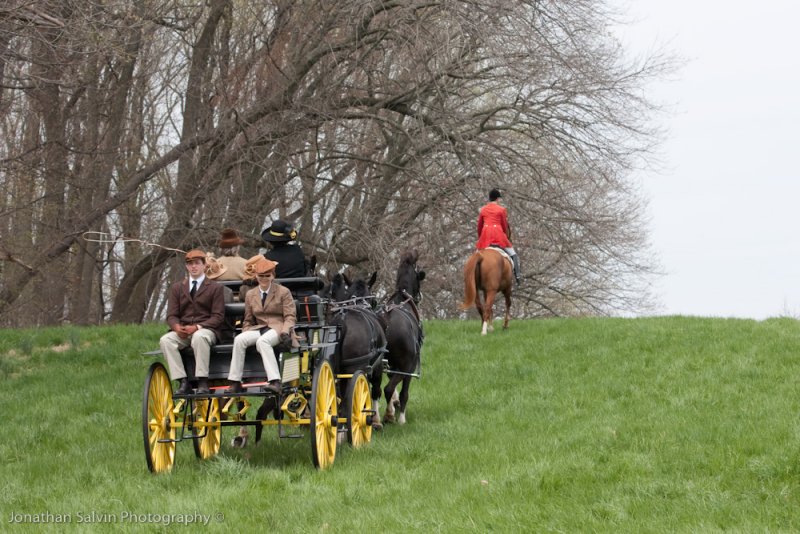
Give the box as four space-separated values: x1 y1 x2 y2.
179 343 294 381
220 295 327 342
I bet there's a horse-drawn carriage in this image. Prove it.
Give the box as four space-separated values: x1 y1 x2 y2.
142 276 382 473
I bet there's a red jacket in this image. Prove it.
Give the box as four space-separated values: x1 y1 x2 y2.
476 202 512 249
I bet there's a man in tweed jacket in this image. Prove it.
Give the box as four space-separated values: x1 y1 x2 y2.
160 249 225 394
227 257 296 394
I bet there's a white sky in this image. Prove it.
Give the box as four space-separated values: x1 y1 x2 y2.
613 0 800 319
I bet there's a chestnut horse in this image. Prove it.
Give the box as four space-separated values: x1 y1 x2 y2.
460 247 513 335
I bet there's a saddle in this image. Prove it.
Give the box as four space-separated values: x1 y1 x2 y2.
486 245 513 267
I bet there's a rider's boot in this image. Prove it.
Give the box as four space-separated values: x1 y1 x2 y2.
511 254 522 285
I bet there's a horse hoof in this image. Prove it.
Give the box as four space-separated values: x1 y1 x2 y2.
372 422 384 431
231 435 248 448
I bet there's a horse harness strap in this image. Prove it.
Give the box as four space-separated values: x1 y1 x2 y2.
383 290 421 324
333 303 386 365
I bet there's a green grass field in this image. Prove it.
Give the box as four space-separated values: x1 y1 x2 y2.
2 317 800 532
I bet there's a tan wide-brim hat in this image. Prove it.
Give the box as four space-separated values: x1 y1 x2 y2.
185 249 206 262
253 257 278 275
205 253 228 279
244 255 264 279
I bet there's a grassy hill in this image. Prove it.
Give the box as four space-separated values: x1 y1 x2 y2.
2 317 800 532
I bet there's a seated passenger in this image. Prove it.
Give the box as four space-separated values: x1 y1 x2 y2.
261 219 307 278
227 258 296 394
215 227 248 281
205 253 234 303
160 249 225 395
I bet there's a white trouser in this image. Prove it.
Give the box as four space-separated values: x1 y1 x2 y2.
160 328 217 380
228 328 281 382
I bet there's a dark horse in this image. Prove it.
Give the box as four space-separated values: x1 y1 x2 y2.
378 250 425 425
461 247 512 335
326 271 386 430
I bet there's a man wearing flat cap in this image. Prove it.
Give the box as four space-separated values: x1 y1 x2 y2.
160 249 226 394
228 257 296 394
261 219 307 279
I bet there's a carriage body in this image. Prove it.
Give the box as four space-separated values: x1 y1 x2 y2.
142 277 379 473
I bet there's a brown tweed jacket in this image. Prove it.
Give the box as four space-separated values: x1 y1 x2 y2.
166 278 226 340
241 282 296 336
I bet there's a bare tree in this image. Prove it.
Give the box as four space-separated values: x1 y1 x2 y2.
0 0 671 326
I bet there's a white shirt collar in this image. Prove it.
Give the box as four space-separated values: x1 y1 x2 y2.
189 274 206 287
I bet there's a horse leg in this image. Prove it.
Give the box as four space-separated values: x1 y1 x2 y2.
474 296 485 334
502 288 511 330
396 376 411 425
483 290 497 335
370 369 384 430
383 374 402 424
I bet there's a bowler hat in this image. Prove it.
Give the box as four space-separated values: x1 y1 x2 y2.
261 220 297 243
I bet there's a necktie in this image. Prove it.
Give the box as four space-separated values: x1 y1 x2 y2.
261 291 267 306
190 280 197 299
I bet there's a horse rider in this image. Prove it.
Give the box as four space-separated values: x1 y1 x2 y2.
476 188 521 284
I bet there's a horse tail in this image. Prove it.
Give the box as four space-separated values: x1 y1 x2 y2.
460 251 482 310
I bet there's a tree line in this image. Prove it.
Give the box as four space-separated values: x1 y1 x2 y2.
0 0 672 327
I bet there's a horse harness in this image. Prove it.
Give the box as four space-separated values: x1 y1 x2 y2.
379 290 424 376
331 298 386 370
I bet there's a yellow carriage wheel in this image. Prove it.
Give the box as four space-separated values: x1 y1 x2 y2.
345 370 373 448
142 362 176 473
310 358 337 469
192 397 221 460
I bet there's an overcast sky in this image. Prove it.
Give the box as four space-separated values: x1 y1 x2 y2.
612 0 800 319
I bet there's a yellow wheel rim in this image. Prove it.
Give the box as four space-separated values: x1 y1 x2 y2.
348 372 373 448
143 364 176 473
311 360 337 469
193 398 221 460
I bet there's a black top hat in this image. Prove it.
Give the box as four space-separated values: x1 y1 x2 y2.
261 219 297 243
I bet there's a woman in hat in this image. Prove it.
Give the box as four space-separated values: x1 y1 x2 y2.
261 219 308 279
476 188 521 284
227 257 296 394
215 228 248 281
205 253 234 303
